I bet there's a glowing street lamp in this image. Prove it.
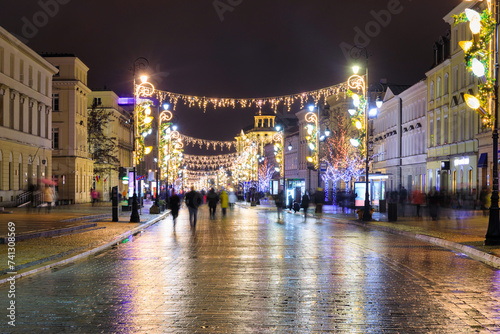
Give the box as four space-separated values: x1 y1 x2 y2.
457 1 500 245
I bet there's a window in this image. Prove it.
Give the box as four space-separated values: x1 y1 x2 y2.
453 113 458 142
52 128 59 149
0 92 3 127
461 111 466 141
444 73 449 95
444 116 448 144
0 47 3 73
19 59 24 83
436 77 441 98
93 97 102 106
52 93 59 111
462 64 467 88
37 71 41 92
28 66 33 88
429 119 434 147
453 67 459 92
429 81 434 100
436 118 441 146
9 54 14 77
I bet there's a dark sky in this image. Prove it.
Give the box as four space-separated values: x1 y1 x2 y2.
1 0 462 148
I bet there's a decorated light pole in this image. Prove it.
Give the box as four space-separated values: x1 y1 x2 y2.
305 105 330 193
347 46 371 221
130 57 153 222
455 1 500 245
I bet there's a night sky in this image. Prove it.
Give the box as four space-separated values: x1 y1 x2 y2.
1 0 462 149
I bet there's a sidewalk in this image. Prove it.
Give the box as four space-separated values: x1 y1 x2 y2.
248 202 500 269
0 201 170 284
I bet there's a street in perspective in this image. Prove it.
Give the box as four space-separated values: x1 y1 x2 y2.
1 204 500 333
2 0 500 332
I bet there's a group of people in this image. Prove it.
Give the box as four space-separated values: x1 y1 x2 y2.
275 188 326 220
170 186 237 227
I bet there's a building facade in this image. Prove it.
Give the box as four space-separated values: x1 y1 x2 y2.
0 27 58 206
45 55 93 204
425 1 484 195
88 91 134 201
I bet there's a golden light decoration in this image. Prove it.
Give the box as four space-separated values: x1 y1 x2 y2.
136 80 155 97
304 111 319 169
273 132 284 175
136 81 349 113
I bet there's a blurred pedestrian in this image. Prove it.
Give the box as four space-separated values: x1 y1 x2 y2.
207 188 219 219
91 188 98 206
314 188 324 214
169 190 181 223
185 186 202 227
44 185 55 213
301 192 310 220
220 189 229 217
275 190 284 220
399 187 408 216
428 187 440 221
228 191 237 209
410 189 425 218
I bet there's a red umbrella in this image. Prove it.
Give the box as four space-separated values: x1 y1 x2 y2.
40 178 57 186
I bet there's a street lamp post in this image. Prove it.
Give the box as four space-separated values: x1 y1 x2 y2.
459 2 500 245
347 46 372 221
130 57 149 223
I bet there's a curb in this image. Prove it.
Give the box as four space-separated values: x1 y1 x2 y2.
324 215 500 270
0 211 170 285
0 223 98 244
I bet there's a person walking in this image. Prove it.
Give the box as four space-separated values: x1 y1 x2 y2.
220 189 229 217
169 190 181 223
301 192 310 220
228 191 237 209
275 190 284 220
314 188 325 214
185 186 202 227
206 188 219 219
44 185 55 213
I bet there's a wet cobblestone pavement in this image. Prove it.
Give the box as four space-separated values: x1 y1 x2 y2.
1 206 500 333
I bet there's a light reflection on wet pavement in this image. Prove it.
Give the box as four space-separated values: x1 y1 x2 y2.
1 206 499 333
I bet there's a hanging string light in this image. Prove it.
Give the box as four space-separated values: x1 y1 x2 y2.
135 82 349 113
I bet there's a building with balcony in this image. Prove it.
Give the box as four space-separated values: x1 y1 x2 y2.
0 26 58 207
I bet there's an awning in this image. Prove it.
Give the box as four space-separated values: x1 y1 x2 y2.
478 153 488 168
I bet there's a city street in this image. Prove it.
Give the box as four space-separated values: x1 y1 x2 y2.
1 206 499 333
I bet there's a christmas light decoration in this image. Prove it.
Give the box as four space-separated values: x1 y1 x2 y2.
135 81 349 113
454 5 496 127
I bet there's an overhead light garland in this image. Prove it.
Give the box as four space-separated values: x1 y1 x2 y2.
136 82 349 113
183 153 237 170
180 134 237 150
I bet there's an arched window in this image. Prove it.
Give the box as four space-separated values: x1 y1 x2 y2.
436 77 441 97
430 81 434 101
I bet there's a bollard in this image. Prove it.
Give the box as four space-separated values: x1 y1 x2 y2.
112 186 119 222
